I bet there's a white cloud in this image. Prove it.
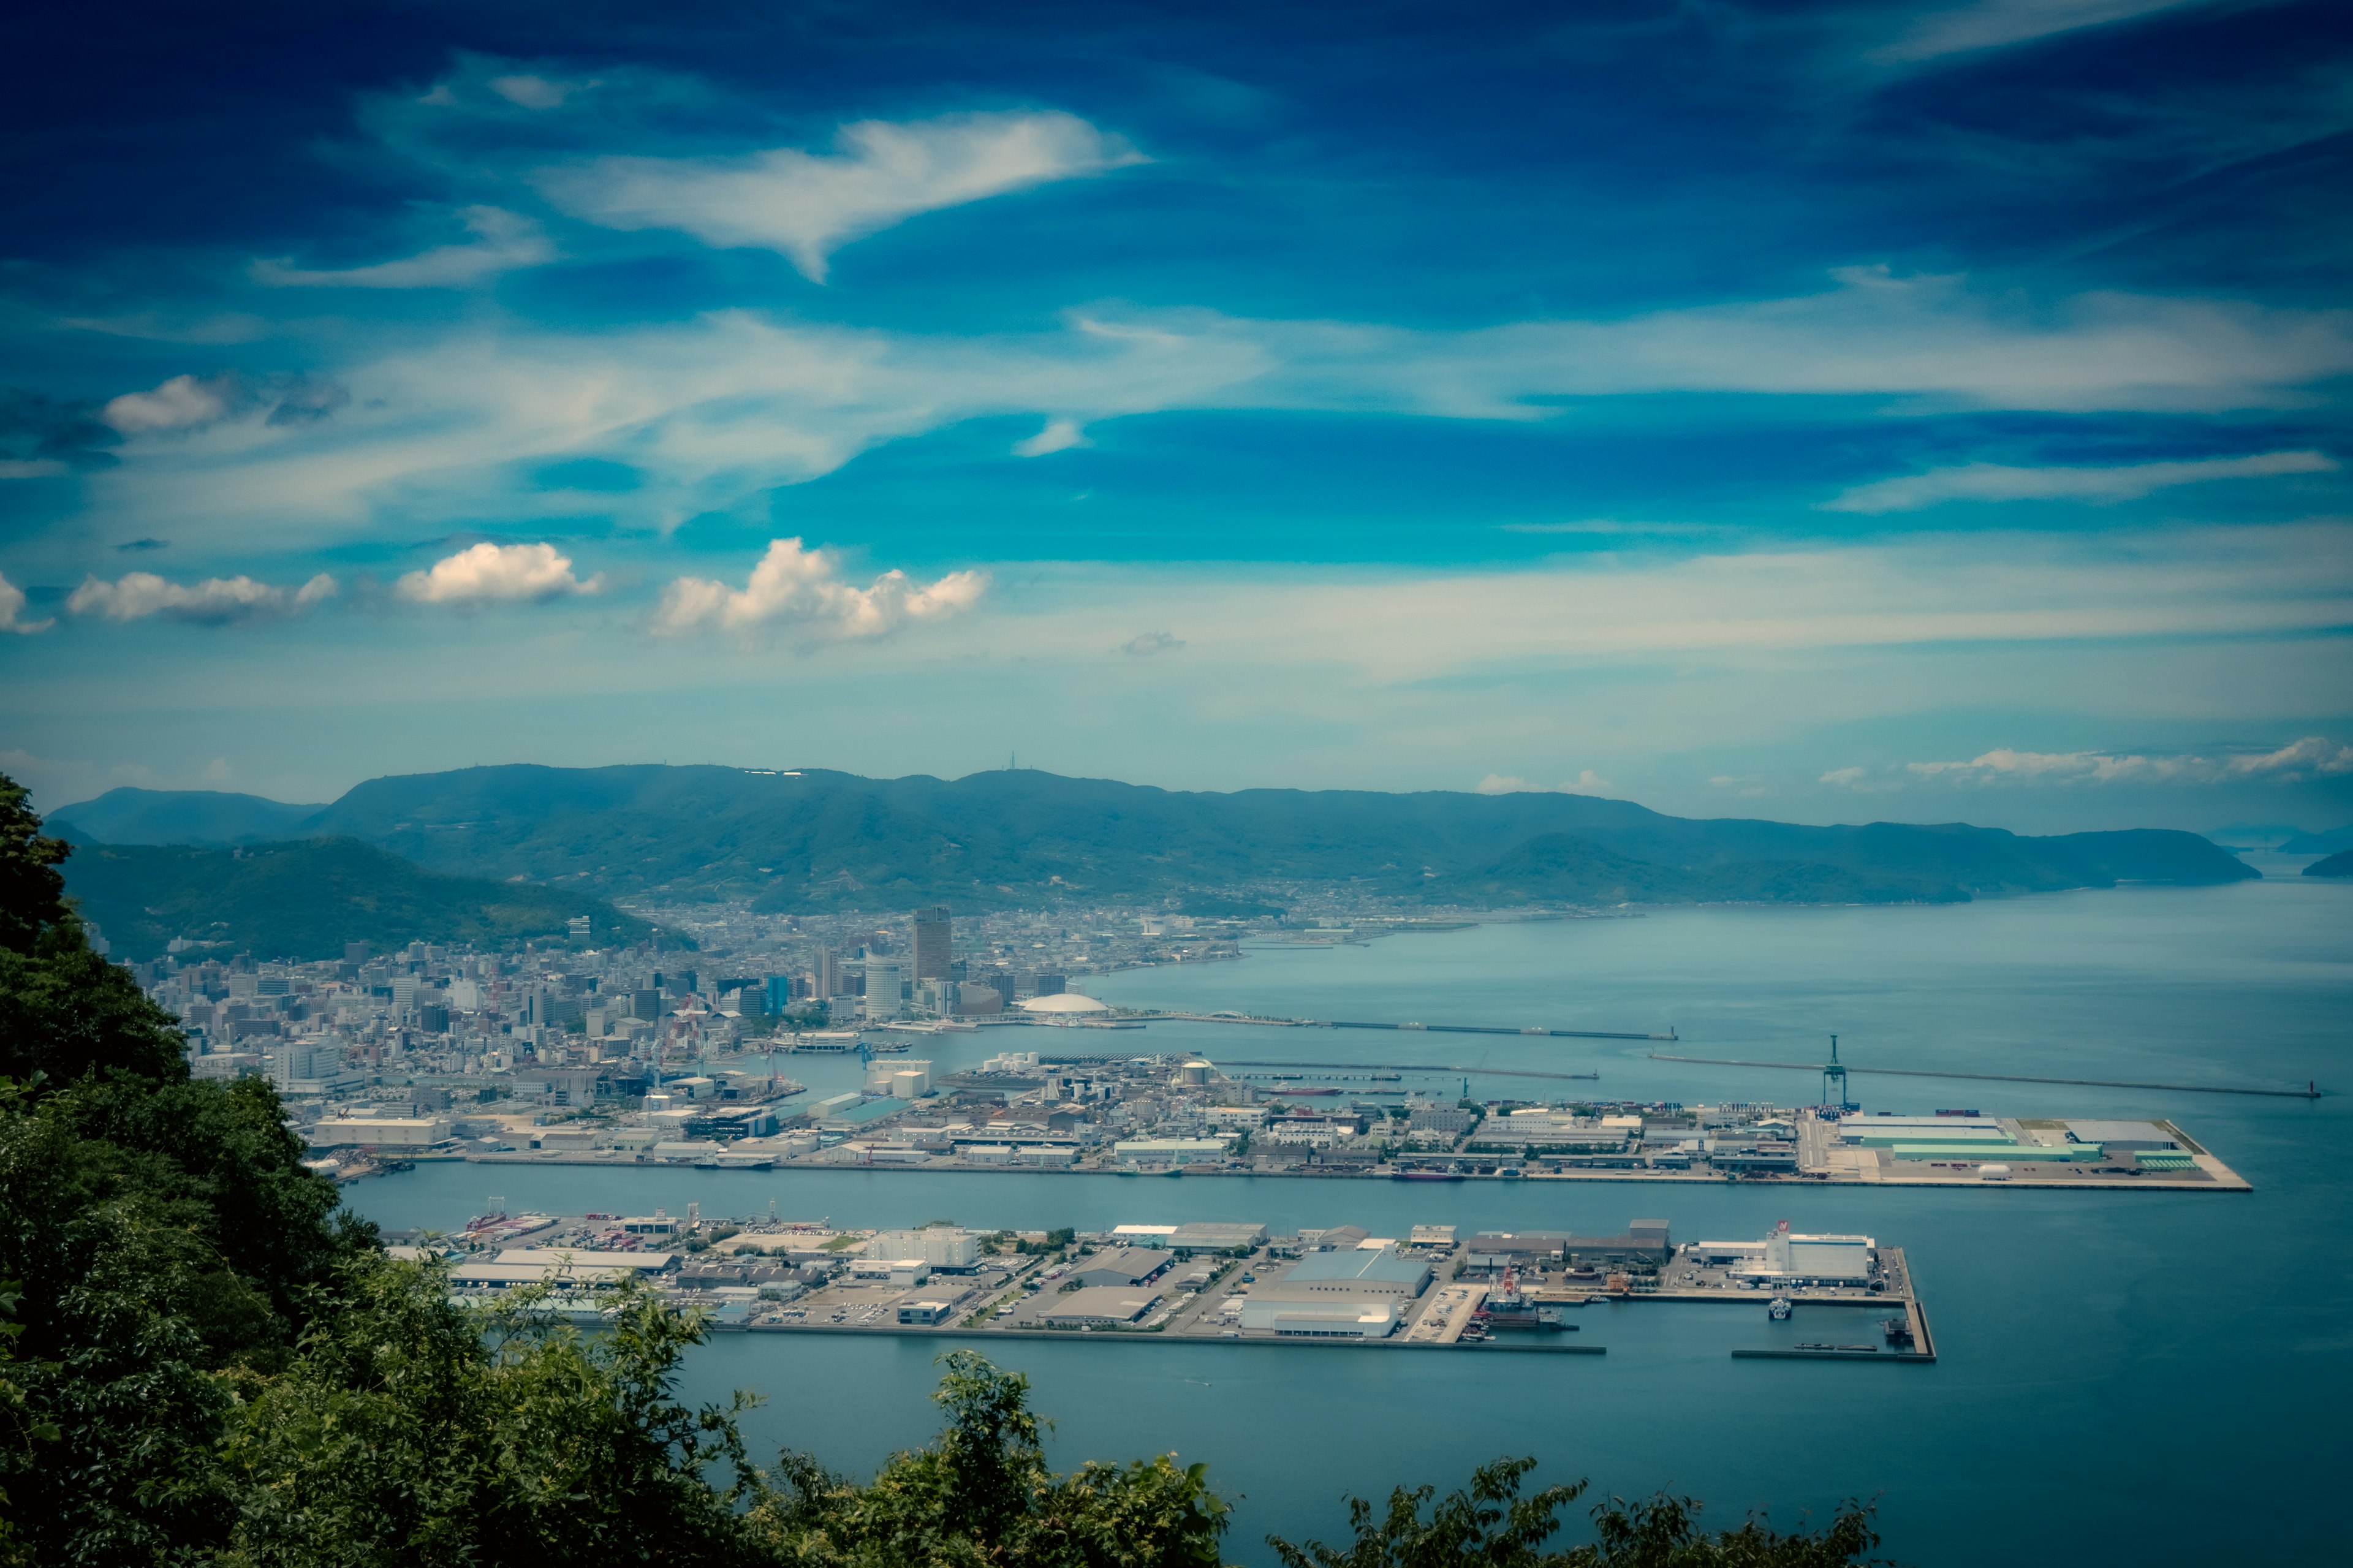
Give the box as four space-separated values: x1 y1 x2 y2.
253 206 553 289
487 74 589 109
1825 450 2337 512
1876 1 2205 64
1118 631 1184 656
1475 770 1614 796
1904 735 2353 786
652 537 988 640
395 541 604 604
1817 767 1868 787
540 111 1143 282
102 374 235 434
66 274 2353 561
66 570 337 626
0 572 55 634
1014 417 1091 457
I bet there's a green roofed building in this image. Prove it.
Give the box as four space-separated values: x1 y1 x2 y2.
1892 1143 2105 1162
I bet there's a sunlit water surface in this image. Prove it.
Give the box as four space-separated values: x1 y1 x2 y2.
348 878 2351 1565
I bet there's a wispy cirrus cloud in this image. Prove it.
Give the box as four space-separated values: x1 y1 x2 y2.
395 541 603 605
1873 1 2210 64
66 570 337 625
1824 449 2338 512
74 271 2353 559
539 111 1143 282
1813 735 2353 787
252 206 553 289
652 537 987 640
1013 417 1090 457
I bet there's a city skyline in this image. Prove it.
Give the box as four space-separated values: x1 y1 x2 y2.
3 1 2350 833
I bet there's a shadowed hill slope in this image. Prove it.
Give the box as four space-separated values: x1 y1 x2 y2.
61 836 661 961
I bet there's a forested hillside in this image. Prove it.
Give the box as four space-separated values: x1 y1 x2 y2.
293 763 2255 909
60 836 660 961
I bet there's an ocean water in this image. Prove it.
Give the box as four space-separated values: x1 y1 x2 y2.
346 877 2351 1565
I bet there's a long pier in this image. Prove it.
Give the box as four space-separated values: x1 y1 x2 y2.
1649 1052 2324 1100
1146 1011 1673 1041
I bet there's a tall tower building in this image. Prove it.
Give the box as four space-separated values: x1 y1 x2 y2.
912 906 952 981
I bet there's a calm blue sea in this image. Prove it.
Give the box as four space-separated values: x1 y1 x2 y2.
346 876 2351 1565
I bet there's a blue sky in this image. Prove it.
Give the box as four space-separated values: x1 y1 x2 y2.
2 0 2349 834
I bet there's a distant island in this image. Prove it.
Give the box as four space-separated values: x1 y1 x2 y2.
2303 849 2353 878
55 764 2257 917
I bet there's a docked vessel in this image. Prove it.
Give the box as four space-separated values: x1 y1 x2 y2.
1476 1265 1567 1331
1768 1297 1793 1320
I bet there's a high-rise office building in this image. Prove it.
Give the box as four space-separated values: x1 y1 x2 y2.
814 947 844 998
912 906 952 980
863 960 906 1021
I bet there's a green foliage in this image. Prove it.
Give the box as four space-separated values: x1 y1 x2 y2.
224 1267 769 1567
749 1352 1229 1568
0 776 70 956
1268 1457 1885 1568
59 836 664 963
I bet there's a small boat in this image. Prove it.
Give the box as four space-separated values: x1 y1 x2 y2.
1393 1170 1465 1181
1767 1297 1792 1321
1879 1316 1915 1346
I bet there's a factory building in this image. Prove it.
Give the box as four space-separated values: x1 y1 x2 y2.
1273 1245 1432 1300
450 1249 676 1291
1043 1287 1161 1326
866 1228 981 1270
1238 1297 1403 1338
1112 1137 1230 1165
1692 1222 1876 1283
1070 1247 1174 1288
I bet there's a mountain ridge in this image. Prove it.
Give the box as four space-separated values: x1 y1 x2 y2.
282 763 2255 909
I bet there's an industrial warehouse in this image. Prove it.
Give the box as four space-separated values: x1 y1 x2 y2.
399 1206 1934 1362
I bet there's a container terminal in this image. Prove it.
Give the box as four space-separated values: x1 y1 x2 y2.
392 1210 1933 1363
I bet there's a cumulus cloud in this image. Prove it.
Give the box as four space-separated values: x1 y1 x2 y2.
1901 737 2353 786
1825 450 2337 512
1014 417 1091 457
102 374 237 434
652 537 988 640
395 541 604 605
540 111 1143 281
1474 770 1615 796
1119 631 1184 656
253 206 553 289
1817 767 1868 787
66 570 337 626
0 572 55 634
1874 1 2202 64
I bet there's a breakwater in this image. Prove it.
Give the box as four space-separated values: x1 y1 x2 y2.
1648 1053 2325 1099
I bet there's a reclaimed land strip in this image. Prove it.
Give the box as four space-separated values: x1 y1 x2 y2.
1648 1051 2323 1100
737 1323 1604 1353
445 1150 2249 1190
